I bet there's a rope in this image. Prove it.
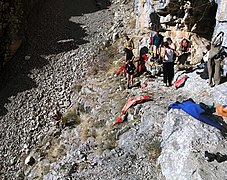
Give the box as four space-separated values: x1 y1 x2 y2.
193 2 210 10
196 3 210 22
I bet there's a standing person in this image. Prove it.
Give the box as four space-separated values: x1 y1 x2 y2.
149 30 156 54
152 30 163 59
161 41 175 87
166 37 176 51
124 35 134 61
126 60 136 89
207 32 224 87
167 37 177 61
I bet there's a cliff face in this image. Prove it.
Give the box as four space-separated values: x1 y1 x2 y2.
0 0 226 179
135 0 226 64
133 0 227 179
213 0 227 47
0 0 23 68
0 0 43 69
1 0 225 69
158 69 227 180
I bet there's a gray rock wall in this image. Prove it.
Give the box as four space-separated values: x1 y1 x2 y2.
213 0 227 48
158 70 227 179
159 110 227 180
134 0 218 64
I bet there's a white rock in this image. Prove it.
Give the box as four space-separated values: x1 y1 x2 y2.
25 156 36 166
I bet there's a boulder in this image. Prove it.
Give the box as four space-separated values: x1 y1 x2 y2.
159 110 227 179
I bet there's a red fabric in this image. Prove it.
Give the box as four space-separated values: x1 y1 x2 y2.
137 54 149 74
173 75 188 89
122 95 151 114
116 65 126 77
149 37 153 45
112 95 151 126
137 60 143 73
141 54 149 61
140 78 153 93
112 116 123 126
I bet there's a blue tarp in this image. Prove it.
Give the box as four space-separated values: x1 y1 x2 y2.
168 99 223 130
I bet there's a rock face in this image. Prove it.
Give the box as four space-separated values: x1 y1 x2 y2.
159 71 227 179
213 0 227 48
159 110 227 179
134 0 226 63
0 0 23 68
0 0 44 69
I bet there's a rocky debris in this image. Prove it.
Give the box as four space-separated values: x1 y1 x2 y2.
0 0 136 178
24 63 193 179
36 72 166 179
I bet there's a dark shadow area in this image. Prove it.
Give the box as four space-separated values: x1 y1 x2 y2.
220 77 227 84
149 12 160 31
0 0 111 116
25 0 110 55
205 151 227 163
194 1 218 40
139 46 149 57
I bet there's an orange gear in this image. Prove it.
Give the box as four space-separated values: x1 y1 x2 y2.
216 105 227 117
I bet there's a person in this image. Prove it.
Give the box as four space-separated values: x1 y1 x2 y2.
145 55 158 77
126 60 136 89
167 37 177 61
152 30 163 59
177 38 190 70
123 35 135 61
166 37 176 51
137 46 149 75
161 41 175 87
149 30 156 54
207 31 224 87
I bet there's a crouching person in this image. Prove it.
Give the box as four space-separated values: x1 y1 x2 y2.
177 38 190 70
126 60 136 89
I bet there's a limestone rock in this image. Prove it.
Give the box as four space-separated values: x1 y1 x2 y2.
25 156 36 166
159 110 227 179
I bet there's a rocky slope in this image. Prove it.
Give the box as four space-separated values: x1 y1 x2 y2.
0 0 227 179
0 0 121 178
